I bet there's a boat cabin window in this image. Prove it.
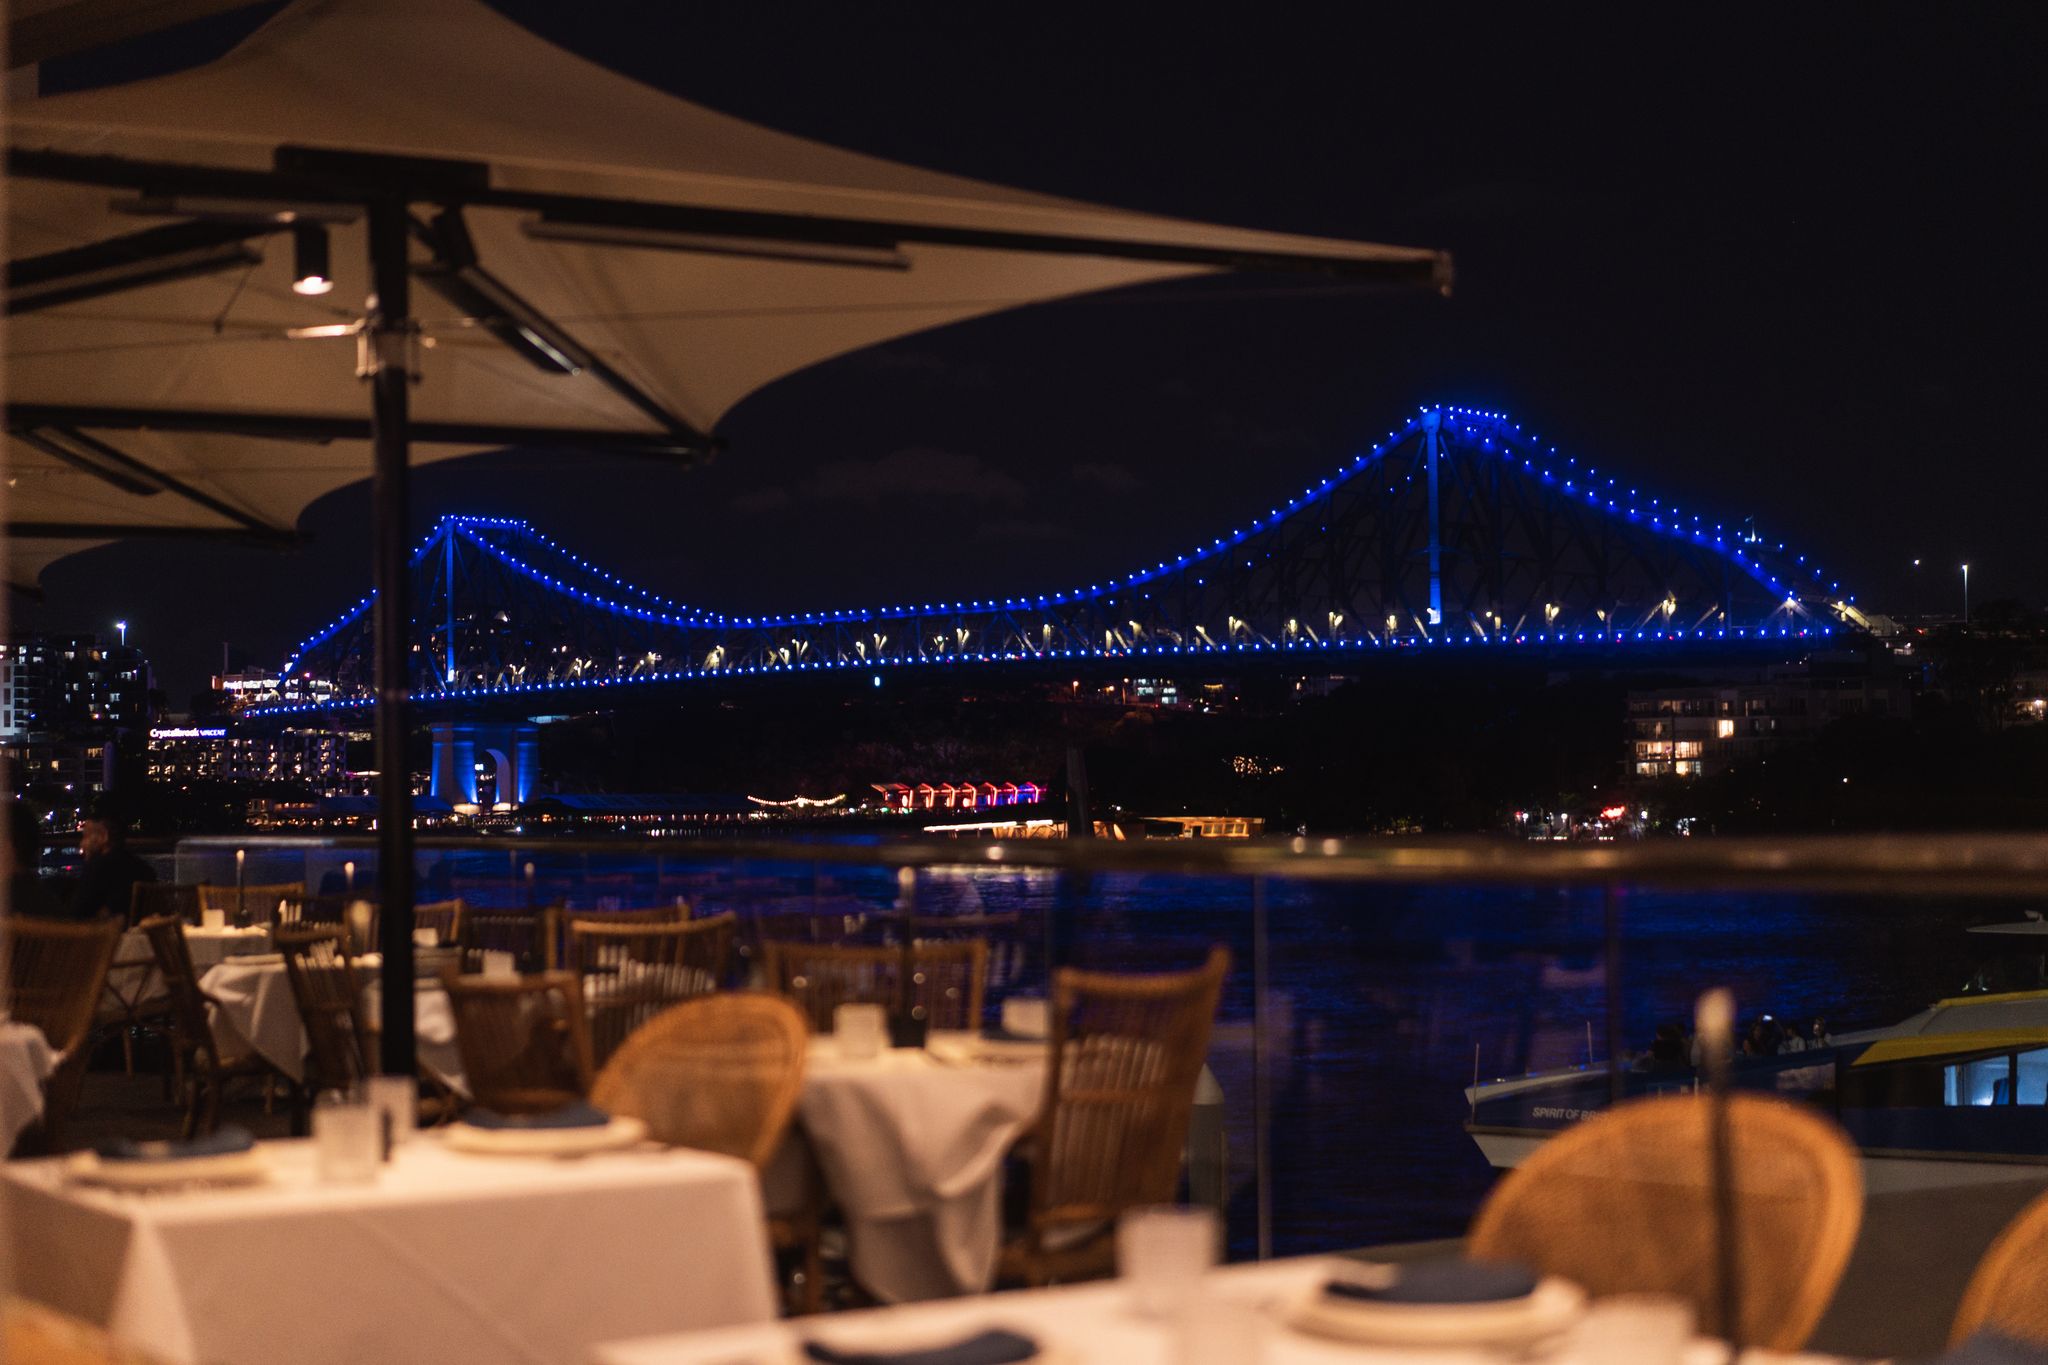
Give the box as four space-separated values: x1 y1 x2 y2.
1942 1047 2048 1106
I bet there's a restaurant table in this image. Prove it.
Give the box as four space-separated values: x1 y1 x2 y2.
591 1256 1849 1365
199 954 465 1088
102 926 273 1019
0 1020 55 1154
5 1133 778 1365
789 1033 1046 1303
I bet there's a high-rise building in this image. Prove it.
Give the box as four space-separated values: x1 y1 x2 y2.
0 634 151 739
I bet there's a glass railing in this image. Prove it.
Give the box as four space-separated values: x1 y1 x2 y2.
169 829 2048 1343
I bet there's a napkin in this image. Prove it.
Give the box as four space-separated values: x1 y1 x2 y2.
1917 1331 2048 1365
461 1101 611 1130
802 1328 1038 1365
94 1126 256 1162
1325 1258 1538 1305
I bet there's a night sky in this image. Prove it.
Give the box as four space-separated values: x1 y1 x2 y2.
19 4 2046 701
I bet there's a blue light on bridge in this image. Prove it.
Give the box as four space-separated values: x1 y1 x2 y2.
254 405 1856 719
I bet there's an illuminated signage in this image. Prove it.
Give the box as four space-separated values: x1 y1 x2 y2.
149 727 227 740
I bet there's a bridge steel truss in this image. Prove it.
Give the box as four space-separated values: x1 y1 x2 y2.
257 406 1858 717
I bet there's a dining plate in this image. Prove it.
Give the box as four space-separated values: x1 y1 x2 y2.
925 1035 1047 1067
1287 1272 1585 1348
442 1115 648 1156
787 1324 1062 1365
64 1148 272 1190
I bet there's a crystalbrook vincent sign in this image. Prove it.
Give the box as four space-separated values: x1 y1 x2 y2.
149 727 228 739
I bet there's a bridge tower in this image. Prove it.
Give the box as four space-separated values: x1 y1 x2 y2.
429 722 540 808
1420 407 1445 626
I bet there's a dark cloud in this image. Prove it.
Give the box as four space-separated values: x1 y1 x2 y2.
729 487 792 514
979 518 1073 543
803 447 1028 507
1070 461 1145 494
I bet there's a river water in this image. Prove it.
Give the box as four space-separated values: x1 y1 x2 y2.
203 838 2027 1257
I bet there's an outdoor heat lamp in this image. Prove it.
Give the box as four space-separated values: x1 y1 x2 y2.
291 222 332 295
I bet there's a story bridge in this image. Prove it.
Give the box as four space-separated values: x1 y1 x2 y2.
249 404 1862 724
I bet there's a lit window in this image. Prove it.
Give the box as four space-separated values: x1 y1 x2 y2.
1716 719 1736 739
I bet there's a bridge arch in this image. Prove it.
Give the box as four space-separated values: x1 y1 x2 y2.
256 405 1858 719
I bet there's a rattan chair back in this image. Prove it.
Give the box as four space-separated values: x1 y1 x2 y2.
591 992 808 1168
1953 1183 2048 1347
129 882 202 928
198 882 305 924
762 938 987 1033
3 916 121 1055
459 907 559 974
442 971 593 1113
1467 1091 1862 1350
138 916 217 1068
275 924 371 1096
1028 947 1228 1228
571 915 736 1066
412 899 465 947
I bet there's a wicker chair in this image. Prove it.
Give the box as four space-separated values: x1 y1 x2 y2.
591 993 817 1309
762 939 987 1034
2 917 121 1148
95 928 175 1081
198 882 306 925
459 907 559 974
413 899 466 947
1952 1183 2048 1347
442 972 593 1114
1467 1091 1862 1350
129 882 202 928
139 915 289 1137
275 925 372 1100
571 915 736 1066
995 946 1229 1287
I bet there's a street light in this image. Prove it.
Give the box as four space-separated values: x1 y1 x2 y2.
1961 563 1970 624
114 620 127 646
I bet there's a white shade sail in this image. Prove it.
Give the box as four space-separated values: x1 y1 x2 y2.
3 0 1448 587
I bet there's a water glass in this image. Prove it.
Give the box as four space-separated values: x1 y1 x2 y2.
366 1075 417 1153
313 1093 381 1184
481 949 517 979
1001 995 1050 1039
200 908 226 931
1117 1205 1219 1319
1565 1294 1694 1365
835 1003 888 1060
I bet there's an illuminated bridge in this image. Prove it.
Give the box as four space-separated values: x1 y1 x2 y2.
249 405 1862 720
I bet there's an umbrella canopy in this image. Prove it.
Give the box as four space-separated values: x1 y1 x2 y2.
4 0 1448 587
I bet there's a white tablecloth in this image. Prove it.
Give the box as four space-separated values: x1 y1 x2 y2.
592 1256 1842 1365
793 1034 1045 1303
102 926 273 1021
0 1021 55 1155
199 957 464 1089
6 1134 778 1365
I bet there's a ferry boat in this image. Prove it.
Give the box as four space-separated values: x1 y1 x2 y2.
1465 917 2048 1193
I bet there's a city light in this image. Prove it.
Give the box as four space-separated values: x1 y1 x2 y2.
114 620 127 646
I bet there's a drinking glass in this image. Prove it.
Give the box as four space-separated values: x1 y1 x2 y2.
835 1003 887 1060
1566 1294 1694 1365
313 1093 381 1184
1117 1205 1219 1319
200 907 226 931
1001 995 1050 1039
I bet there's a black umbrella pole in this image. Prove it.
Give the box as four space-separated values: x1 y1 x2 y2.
368 195 417 1077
